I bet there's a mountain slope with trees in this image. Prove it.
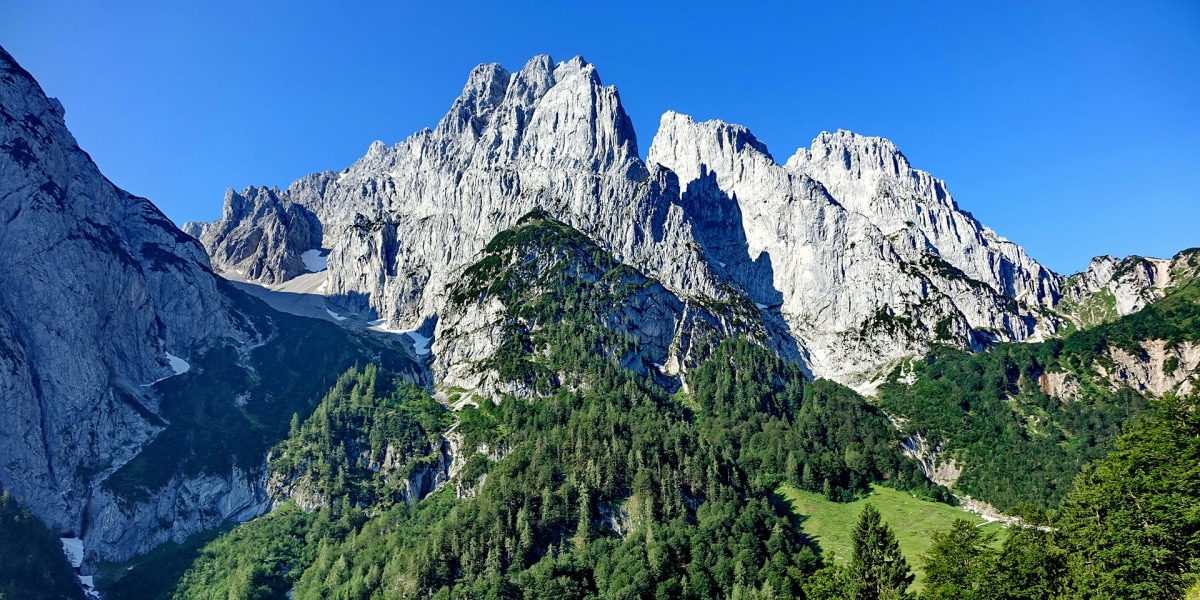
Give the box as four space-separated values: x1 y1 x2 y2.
877 261 1200 511
158 216 952 599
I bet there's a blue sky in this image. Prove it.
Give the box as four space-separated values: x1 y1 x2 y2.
4 0 1198 274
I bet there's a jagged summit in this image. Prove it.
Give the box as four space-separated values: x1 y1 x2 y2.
782 127 1059 304
430 54 638 170
189 54 1106 385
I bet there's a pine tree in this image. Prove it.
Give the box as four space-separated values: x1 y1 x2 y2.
785 451 800 486
849 504 913 600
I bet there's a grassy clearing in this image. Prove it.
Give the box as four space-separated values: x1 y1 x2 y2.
777 484 1006 590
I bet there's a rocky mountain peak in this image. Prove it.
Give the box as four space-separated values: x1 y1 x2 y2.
429 54 637 170
436 62 511 139
783 127 1058 306
785 129 955 219
800 129 912 177
192 55 1070 386
649 111 774 183
505 54 555 106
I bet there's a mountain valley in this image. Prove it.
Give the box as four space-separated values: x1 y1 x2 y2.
0 48 1197 600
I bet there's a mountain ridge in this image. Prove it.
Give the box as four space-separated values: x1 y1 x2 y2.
190 54 1101 389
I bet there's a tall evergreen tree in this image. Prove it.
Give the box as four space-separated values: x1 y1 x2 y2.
920 519 996 600
1056 390 1200 599
849 504 913 600
989 506 1067 600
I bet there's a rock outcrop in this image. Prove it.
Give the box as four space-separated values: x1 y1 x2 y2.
431 213 752 395
1057 249 1199 329
194 56 727 335
188 186 321 284
649 113 1061 384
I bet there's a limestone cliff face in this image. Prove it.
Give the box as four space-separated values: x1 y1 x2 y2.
195 56 726 334
647 113 1056 384
0 46 265 562
193 56 1074 385
1057 250 1199 329
189 186 321 284
783 130 1059 306
201 55 1200 390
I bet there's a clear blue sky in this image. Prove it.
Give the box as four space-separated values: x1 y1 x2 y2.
4 0 1198 274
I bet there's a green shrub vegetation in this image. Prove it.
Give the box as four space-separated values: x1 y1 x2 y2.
268 364 453 508
914 389 1200 599
131 220 1199 599
166 216 949 599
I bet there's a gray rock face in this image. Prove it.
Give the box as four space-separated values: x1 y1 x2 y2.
648 114 1060 384
191 55 1071 386
0 46 269 566
192 56 728 330
1057 251 1197 328
783 130 1059 305
193 186 321 284
88 466 270 561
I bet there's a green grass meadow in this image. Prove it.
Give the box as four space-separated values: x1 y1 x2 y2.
777 484 1006 591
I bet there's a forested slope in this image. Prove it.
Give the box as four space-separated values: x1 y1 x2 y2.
878 255 1200 510
150 216 949 599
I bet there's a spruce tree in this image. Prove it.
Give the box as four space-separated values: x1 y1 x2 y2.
849 504 913 600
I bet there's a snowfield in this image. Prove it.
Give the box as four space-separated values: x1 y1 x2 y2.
301 249 328 272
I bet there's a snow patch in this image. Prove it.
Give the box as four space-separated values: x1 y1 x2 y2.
367 320 432 356
79 575 102 598
325 308 347 321
405 330 432 356
301 249 328 273
141 344 190 386
60 537 83 568
166 352 190 376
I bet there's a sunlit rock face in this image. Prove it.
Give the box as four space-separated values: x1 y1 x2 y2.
194 55 1066 385
649 113 1059 384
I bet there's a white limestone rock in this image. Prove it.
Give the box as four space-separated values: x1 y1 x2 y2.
195 186 321 284
648 112 1055 383
1056 252 1196 329
192 56 730 331
191 55 1109 385
784 130 1059 306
